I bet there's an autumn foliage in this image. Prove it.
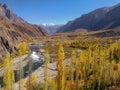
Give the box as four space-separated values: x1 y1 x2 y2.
3 55 14 90
18 41 30 56
56 44 65 90
1 39 120 90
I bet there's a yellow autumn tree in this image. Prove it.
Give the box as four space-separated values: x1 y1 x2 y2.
44 50 50 90
17 42 29 90
56 44 65 90
3 55 15 90
25 74 37 90
31 74 37 87
69 50 76 90
18 42 30 56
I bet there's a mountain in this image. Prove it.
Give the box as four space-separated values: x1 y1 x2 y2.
57 3 120 33
40 23 62 34
0 3 47 57
91 5 120 30
0 3 25 23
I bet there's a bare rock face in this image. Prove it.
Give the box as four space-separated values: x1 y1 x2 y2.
0 36 12 57
0 4 47 57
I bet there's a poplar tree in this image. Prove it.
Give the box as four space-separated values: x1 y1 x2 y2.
56 44 65 90
18 42 29 90
25 74 37 90
44 50 50 90
18 42 30 56
3 55 15 90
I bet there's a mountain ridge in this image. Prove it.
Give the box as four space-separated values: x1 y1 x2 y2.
0 3 25 23
0 3 47 57
57 3 120 33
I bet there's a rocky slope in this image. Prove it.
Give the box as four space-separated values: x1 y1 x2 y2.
92 5 120 30
0 3 25 23
57 3 120 32
0 4 47 57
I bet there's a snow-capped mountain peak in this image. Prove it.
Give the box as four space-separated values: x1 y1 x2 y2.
40 23 63 34
43 23 55 26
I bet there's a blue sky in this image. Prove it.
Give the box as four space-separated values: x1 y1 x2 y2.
0 0 120 24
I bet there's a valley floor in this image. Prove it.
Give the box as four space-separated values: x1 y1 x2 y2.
0 30 120 90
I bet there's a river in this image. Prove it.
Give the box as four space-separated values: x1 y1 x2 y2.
0 43 45 86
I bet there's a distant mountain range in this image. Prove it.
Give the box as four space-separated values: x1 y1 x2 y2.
57 3 120 33
0 3 47 57
40 23 62 34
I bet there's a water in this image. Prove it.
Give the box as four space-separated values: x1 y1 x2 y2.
18 43 45 79
0 43 45 86
29 44 40 52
